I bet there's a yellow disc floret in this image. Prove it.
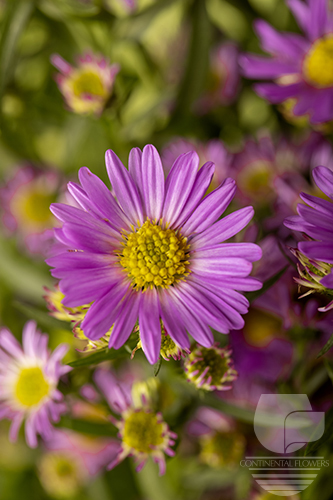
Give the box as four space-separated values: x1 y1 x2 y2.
303 35 333 88
15 367 50 407
122 410 164 454
119 220 190 291
71 70 106 97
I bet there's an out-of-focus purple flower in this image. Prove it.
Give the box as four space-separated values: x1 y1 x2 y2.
51 52 120 115
47 145 262 364
184 343 238 391
285 165 333 310
38 429 120 497
93 368 176 475
187 407 245 468
0 165 61 255
162 137 233 188
0 321 71 448
197 42 240 112
240 1 333 124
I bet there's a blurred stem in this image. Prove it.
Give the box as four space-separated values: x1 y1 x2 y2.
169 0 211 128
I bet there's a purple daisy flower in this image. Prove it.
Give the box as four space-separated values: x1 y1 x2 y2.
285 165 333 308
51 52 120 115
0 321 71 448
47 145 262 364
94 368 176 475
240 0 333 124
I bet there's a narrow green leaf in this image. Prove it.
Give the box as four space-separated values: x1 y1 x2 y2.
317 332 333 359
58 417 117 437
153 359 162 377
68 347 128 368
245 266 288 303
324 359 333 384
305 405 333 456
0 0 34 98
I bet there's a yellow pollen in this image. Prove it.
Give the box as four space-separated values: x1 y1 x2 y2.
119 220 190 291
15 367 50 407
122 410 164 453
303 35 333 88
72 70 105 97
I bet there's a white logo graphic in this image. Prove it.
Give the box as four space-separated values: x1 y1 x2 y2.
241 394 327 497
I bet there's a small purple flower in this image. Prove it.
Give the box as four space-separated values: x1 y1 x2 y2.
47 145 262 364
0 165 60 255
285 165 333 309
51 52 120 115
240 0 333 124
0 321 71 448
94 368 176 475
197 42 240 111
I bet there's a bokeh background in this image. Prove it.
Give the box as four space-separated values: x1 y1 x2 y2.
1 0 333 499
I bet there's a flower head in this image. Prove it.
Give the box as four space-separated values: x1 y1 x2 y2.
285 165 333 310
38 429 120 498
184 343 238 391
197 42 240 111
240 1 333 124
47 145 261 364
94 368 176 475
0 165 60 255
0 321 71 448
51 52 120 115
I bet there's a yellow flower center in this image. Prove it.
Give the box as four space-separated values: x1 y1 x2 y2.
15 367 50 407
303 35 333 88
72 70 105 97
11 187 55 229
238 162 272 199
122 410 164 453
119 220 190 291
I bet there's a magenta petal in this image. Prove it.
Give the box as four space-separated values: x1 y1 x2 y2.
109 291 140 349
191 206 254 249
105 149 143 225
159 289 190 349
255 82 303 103
240 54 299 78
141 145 165 221
287 0 310 37
321 270 333 289
312 166 333 199
174 161 215 228
254 19 308 58
81 282 129 339
128 147 144 205
162 151 199 226
298 241 333 264
182 179 236 235
139 289 161 364
78 167 131 230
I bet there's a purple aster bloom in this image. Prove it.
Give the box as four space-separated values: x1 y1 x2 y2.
0 164 61 256
47 145 262 364
51 52 120 115
196 41 240 112
285 165 333 309
240 0 333 124
93 368 176 475
0 321 71 448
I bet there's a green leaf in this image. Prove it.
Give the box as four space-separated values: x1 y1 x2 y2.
13 302 69 331
0 0 34 99
68 347 129 368
153 359 162 376
58 417 117 437
317 332 333 359
324 358 333 384
245 266 288 303
305 405 333 456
